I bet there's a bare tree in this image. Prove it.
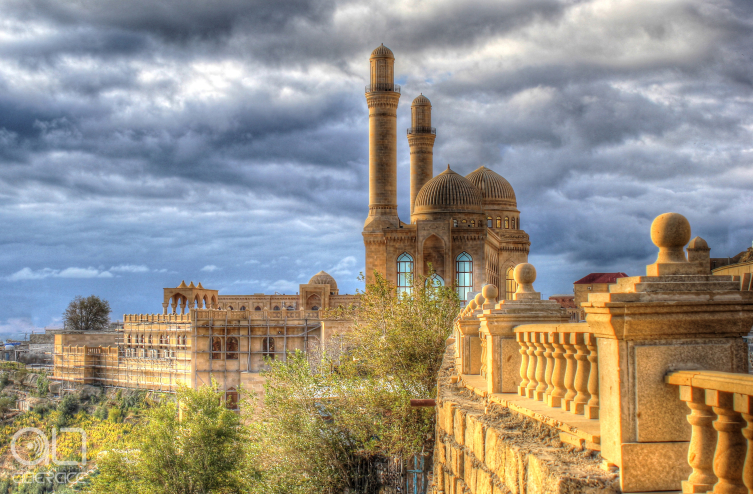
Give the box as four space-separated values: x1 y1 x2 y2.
63 295 111 331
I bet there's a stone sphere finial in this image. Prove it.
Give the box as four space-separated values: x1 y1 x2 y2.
481 284 498 302
474 293 485 308
651 212 691 264
514 263 536 286
469 299 477 310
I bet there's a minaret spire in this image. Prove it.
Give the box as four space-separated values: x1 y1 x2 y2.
408 94 437 222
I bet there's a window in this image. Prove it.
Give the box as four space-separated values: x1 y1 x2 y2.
505 267 517 300
505 217 509 229
397 253 414 295
456 252 473 302
262 337 275 360
148 335 152 345
311 305 319 310
228 306 234 311
487 216 492 227
470 220 475 227
511 217 516 229
496 217 501 228
211 337 222 360
240 306 246 311
273 306 280 311
226 337 239 360
426 273 445 287
453 219 458 227
226 388 239 410
462 219 467 223
255 306 261 311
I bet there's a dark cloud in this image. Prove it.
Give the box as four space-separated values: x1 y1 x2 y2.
0 0 751 327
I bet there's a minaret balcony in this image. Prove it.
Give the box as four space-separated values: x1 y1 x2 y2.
365 83 401 93
407 126 436 135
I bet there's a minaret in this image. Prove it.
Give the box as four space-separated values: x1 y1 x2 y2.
407 94 436 221
364 44 401 231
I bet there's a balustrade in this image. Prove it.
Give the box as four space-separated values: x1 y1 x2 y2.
667 370 753 494
514 324 599 418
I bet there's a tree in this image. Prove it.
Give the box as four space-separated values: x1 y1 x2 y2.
86 380 256 494
63 295 111 331
250 270 459 493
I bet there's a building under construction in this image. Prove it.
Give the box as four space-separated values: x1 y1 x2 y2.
53 271 357 400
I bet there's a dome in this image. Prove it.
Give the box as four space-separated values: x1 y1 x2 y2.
309 271 337 289
465 166 516 205
412 94 431 106
688 236 709 250
371 44 394 59
414 166 483 214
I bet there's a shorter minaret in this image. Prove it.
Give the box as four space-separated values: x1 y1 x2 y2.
407 94 436 222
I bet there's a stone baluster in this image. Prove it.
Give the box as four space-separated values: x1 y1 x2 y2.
517 332 529 396
584 333 600 419
570 333 591 414
547 333 566 408
561 333 577 412
542 333 555 402
525 332 538 399
679 386 718 493
706 390 746 494
736 394 753 494
534 332 547 401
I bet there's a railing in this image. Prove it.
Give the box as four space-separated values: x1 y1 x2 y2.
124 313 191 323
515 323 599 419
406 126 436 135
365 83 401 93
666 370 753 493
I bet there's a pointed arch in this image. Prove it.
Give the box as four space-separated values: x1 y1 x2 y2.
505 266 517 300
422 234 446 280
306 294 321 311
226 337 239 360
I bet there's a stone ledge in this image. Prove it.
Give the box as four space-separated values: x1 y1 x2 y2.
459 373 601 451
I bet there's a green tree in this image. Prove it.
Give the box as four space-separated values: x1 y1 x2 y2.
86 381 255 494
63 295 111 331
251 270 459 493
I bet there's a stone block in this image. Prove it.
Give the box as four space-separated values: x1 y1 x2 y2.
450 446 462 477
473 419 485 461
484 427 502 473
464 454 474 485
619 442 690 492
437 438 447 464
454 409 466 446
444 401 456 434
504 449 525 494
470 336 483 375
476 468 493 494
465 413 476 454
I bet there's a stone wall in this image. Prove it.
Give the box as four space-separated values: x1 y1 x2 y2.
434 341 619 494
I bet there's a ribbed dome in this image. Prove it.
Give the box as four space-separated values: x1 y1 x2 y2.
309 271 337 289
414 166 483 213
412 94 431 106
466 166 516 205
371 44 394 59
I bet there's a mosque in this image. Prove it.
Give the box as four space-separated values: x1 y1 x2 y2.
363 44 529 301
51 44 529 398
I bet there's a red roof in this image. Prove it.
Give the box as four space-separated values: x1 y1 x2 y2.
574 272 628 284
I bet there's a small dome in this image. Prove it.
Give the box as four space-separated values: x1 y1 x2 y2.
371 43 394 59
466 166 516 205
177 280 188 288
309 271 337 289
688 236 709 250
412 94 431 106
414 166 483 214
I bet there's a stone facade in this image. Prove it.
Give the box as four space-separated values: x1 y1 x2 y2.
362 45 529 302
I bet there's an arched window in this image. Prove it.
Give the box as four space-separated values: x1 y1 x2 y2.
127 334 131 345
181 335 187 347
226 337 239 360
240 306 246 311
255 306 261 311
456 252 473 302
496 217 501 228
470 220 475 227
211 337 222 360
227 306 234 311
505 217 509 229
453 219 458 227
311 305 319 310
487 216 492 227
397 253 414 295
505 267 517 300
426 273 445 287
226 388 239 410
273 306 280 311
262 337 275 360
511 217 516 229
148 335 152 345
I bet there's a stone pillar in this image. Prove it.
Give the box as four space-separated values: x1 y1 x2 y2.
583 213 753 493
479 264 570 394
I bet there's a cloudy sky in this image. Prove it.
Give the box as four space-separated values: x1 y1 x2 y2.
0 0 751 334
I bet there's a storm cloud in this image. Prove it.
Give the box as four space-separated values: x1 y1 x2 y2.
0 0 751 331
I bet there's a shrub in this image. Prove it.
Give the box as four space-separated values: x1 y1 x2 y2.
56 394 80 427
108 407 122 423
36 374 49 397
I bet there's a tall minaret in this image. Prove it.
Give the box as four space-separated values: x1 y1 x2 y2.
407 94 436 221
364 44 401 232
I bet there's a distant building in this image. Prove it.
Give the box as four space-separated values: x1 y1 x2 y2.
573 272 629 320
548 294 578 321
711 242 753 290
